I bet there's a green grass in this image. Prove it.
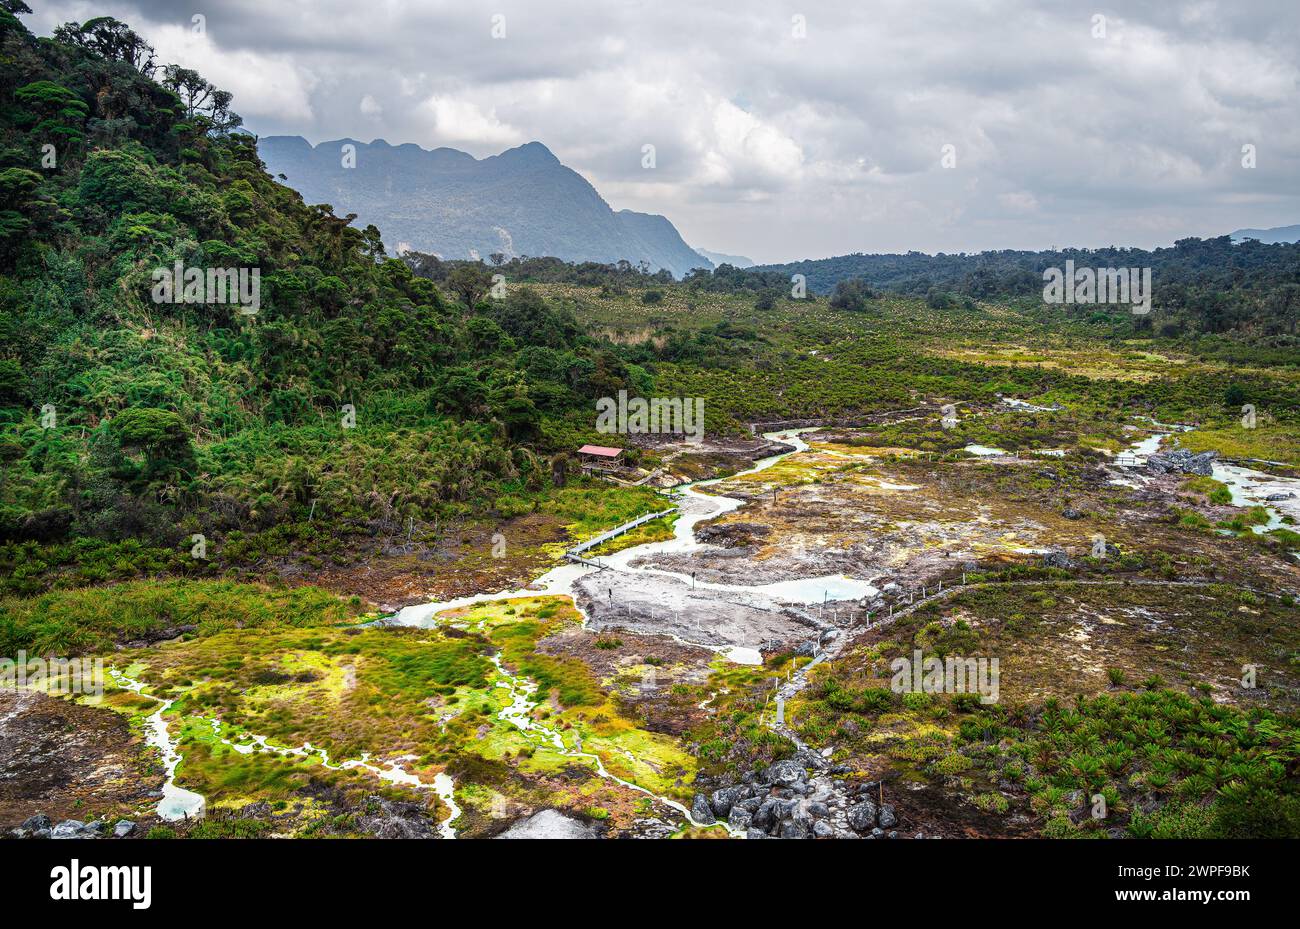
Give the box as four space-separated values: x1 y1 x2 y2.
0 579 359 656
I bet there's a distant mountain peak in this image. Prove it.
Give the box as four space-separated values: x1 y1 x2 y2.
259 135 710 276
493 141 560 166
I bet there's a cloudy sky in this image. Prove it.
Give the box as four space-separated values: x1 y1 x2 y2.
27 0 1300 263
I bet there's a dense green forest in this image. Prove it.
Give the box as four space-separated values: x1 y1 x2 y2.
741 238 1300 344
0 6 650 589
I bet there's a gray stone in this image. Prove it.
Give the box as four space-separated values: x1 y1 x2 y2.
879 804 898 829
746 828 768 840
766 759 808 787
50 820 95 840
780 819 811 839
691 793 716 825
728 807 753 831
496 809 597 839
113 820 136 838
1147 449 1217 476
847 801 878 832
1042 550 1077 570
813 821 835 838
752 798 781 830
710 786 743 817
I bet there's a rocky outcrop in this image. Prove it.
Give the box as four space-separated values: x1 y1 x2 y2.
496 809 598 839
696 751 907 839
1146 449 1217 476
1042 551 1077 570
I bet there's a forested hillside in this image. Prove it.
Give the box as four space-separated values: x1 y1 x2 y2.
0 7 649 592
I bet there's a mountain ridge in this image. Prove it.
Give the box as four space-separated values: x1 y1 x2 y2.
259 135 712 277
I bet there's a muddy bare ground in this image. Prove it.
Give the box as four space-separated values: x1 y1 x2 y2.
644 437 1300 598
573 569 826 653
267 513 569 611
0 690 160 827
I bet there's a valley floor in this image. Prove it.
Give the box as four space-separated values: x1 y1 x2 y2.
5 400 1300 840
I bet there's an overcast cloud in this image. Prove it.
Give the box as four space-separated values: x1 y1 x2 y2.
26 0 1300 263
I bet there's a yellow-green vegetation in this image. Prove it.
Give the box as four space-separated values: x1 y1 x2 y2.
1179 421 1300 465
0 580 361 656
97 591 708 835
1181 475 1234 506
442 596 698 803
687 655 801 779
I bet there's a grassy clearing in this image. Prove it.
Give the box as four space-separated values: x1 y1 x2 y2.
0 580 361 656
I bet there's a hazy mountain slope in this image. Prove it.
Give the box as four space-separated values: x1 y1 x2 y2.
695 248 754 268
260 136 712 277
1231 224 1300 244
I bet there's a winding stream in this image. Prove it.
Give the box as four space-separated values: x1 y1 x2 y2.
397 429 879 657
1115 421 1300 539
113 670 460 837
108 412 1298 837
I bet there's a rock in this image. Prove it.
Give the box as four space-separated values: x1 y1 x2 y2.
710 786 742 817
807 801 830 818
752 798 781 830
359 795 440 839
1147 449 1216 476
50 820 96 840
871 826 884 837
728 807 753 831
790 800 816 829
496 809 596 840
745 828 768 840
1042 550 1077 570
766 759 808 787
879 804 898 828
691 793 716 826
735 796 762 814
113 820 136 838
21 814 51 832
1061 507 1086 520
1266 492 1295 502
847 801 878 832
780 819 811 839
813 821 835 838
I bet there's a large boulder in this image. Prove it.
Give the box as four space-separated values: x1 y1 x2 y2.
1146 449 1216 476
728 807 753 831
113 820 136 838
496 809 597 839
847 801 878 832
878 804 898 829
691 793 716 826
12 814 52 839
1042 550 1077 570
780 819 811 839
752 798 782 830
766 759 808 788
50 820 97 840
710 786 743 818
